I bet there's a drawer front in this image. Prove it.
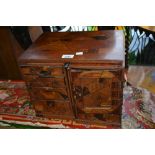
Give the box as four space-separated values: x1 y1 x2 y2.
33 100 73 118
29 87 68 101
23 75 66 88
20 66 64 76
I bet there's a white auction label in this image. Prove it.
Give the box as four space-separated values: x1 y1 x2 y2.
61 54 74 58
76 52 83 55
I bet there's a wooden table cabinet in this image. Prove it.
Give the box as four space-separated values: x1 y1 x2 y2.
19 30 125 128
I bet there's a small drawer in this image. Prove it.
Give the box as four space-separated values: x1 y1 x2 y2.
20 66 64 76
28 79 66 88
23 75 66 88
29 87 68 101
22 74 37 82
33 100 73 118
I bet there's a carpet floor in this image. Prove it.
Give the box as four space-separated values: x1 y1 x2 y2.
0 80 155 129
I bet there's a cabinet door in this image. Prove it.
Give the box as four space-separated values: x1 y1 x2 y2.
69 66 123 124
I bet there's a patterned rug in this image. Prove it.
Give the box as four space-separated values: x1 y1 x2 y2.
0 80 155 129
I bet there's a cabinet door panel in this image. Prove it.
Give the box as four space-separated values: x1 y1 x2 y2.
70 67 123 123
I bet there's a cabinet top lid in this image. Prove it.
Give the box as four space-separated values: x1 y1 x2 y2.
19 30 125 65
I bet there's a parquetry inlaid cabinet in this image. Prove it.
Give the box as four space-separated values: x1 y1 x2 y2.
19 31 125 128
